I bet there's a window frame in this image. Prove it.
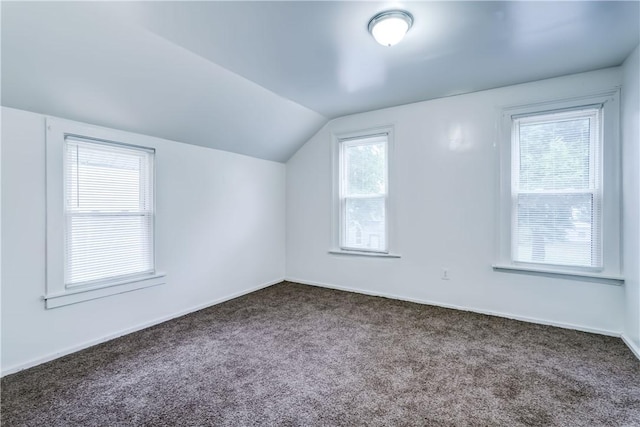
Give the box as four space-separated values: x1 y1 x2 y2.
46 118 165 308
331 126 400 258
494 90 623 283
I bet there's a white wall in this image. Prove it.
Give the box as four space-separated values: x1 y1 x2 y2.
1 107 286 374
286 68 625 336
622 45 640 354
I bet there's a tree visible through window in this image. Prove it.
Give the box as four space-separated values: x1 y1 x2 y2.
512 108 601 268
339 134 388 252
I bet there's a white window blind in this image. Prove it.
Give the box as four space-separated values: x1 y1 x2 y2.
339 134 388 252
64 136 155 286
512 107 602 269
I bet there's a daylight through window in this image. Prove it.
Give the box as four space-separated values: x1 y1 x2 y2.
65 137 155 286
339 134 388 253
512 107 602 269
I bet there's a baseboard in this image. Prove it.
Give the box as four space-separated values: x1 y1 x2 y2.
1 278 283 377
5 277 633 377
285 277 621 338
621 334 640 361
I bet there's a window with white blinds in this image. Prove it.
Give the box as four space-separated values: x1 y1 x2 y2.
339 134 388 253
496 90 622 282
64 137 155 286
512 108 602 269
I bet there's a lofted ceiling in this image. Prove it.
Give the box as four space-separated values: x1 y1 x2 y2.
2 1 639 162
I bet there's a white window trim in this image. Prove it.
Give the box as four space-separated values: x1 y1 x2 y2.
46 118 166 309
494 89 623 284
330 125 401 258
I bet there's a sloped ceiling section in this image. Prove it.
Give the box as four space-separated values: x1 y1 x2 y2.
1 2 326 162
130 1 640 118
2 1 639 162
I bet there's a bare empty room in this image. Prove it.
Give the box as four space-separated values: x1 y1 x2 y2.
1 1 639 426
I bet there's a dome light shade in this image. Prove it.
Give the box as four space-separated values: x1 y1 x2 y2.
368 10 413 47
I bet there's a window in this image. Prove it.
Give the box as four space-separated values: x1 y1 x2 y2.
495 90 622 281
65 137 154 286
332 127 398 257
46 118 165 308
340 135 388 252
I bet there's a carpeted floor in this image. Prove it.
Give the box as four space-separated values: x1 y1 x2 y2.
2 282 639 426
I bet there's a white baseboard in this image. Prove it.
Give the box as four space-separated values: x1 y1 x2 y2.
621 334 640 361
1 278 283 377
285 277 621 338
5 277 635 377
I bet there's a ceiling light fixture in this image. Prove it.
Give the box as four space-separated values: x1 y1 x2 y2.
368 10 413 47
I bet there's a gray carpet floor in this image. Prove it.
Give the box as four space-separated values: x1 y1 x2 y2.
1 281 639 426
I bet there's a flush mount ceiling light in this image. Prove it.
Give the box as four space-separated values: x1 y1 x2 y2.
368 10 413 47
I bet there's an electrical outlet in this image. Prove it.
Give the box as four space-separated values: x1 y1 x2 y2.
441 268 450 280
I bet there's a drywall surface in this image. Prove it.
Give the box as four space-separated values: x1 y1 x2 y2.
286 68 625 336
1 107 286 374
622 45 640 351
1 2 327 162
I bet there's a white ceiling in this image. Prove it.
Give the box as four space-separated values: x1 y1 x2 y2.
2 1 639 162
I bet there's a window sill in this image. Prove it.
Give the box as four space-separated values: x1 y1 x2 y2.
492 264 623 285
44 272 166 309
329 250 401 258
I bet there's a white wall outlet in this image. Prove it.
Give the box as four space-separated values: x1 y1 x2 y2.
441 268 450 280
